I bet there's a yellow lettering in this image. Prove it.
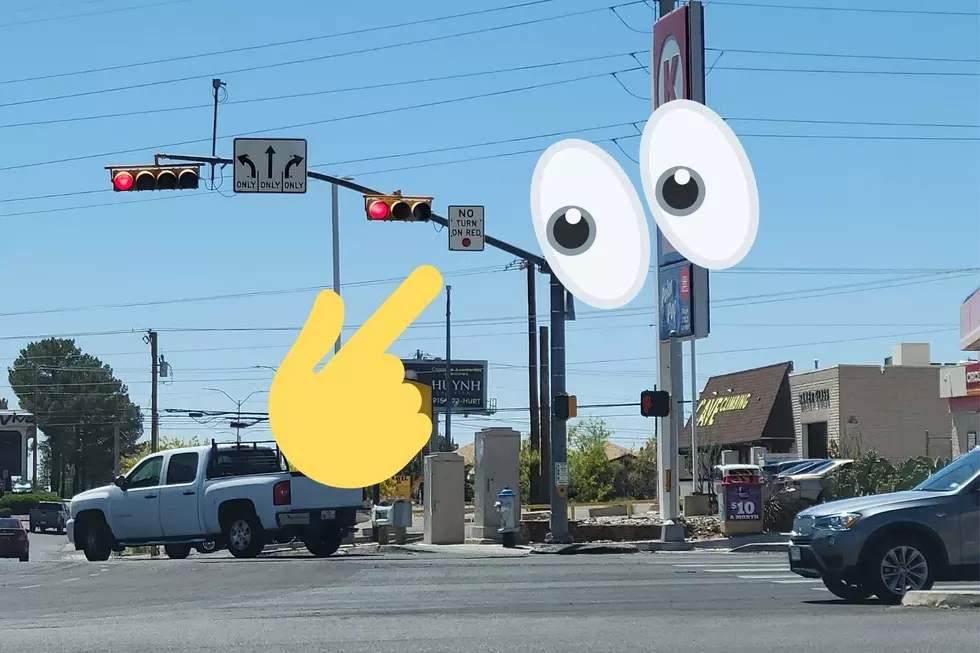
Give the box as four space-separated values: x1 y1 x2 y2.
694 393 752 427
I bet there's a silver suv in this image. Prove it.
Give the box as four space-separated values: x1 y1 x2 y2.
788 447 980 604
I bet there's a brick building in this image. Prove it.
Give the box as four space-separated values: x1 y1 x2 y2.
790 343 958 462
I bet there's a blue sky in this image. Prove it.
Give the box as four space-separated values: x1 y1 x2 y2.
1 0 978 460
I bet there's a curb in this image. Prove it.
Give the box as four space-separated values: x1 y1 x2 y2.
902 590 980 609
728 542 790 554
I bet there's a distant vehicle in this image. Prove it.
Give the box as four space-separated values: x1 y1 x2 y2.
0 516 29 562
29 501 69 534
66 441 366 562
789 447 980 604
11 477 32 494
777 459 829 478
779 459 853 504
761 458 823 480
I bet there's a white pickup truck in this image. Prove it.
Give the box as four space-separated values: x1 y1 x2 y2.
66 441 367 561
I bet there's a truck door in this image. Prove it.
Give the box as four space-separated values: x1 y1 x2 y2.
159 452 203 538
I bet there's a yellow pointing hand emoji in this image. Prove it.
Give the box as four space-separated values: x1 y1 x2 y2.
269 265 443 489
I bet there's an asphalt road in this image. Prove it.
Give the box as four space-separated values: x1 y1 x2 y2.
1 551 977 652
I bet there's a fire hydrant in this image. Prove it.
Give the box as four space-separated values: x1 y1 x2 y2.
494 487 519 548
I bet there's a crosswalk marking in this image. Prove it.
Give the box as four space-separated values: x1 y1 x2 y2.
704 567 789 573
737 574 802 580
772 578 824 584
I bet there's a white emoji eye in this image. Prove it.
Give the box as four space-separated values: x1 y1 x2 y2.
639 99 759 270
529 139 650 310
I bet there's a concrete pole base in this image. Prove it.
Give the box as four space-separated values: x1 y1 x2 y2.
661 521 686 542
501 532 517 548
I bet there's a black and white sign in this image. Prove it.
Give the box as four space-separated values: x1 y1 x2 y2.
401 359 489 414
233 138 307 194
554 462 569 487
448 205 485 251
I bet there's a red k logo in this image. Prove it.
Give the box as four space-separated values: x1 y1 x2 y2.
662 55 680 103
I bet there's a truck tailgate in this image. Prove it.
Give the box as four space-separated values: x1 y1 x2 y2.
288 472 362 510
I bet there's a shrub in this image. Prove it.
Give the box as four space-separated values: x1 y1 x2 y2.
0 492 63 515
821 451 953 501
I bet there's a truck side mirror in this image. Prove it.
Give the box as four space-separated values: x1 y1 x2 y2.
114 475 127 489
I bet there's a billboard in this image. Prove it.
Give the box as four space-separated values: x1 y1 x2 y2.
401 359 489 415
653 1 709 342
967 362 980 397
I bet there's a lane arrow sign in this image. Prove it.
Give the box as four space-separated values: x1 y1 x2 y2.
265 146 276 179
284 155 303 179
237 154 256 178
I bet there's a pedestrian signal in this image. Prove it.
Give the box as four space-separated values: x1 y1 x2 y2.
640 390 670 418
554 393 577 421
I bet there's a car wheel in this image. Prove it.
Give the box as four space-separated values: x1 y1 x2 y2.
822 576 872 602
82 519 112 562
867 536 935 605
223 512 265 559
304 525 343 558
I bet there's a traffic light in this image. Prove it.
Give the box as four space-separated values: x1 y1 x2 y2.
554 393 577 421
640 390 670 418
107 165 201 192
364 191 432 222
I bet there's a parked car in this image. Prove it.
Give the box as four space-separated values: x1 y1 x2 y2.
66 440 367 562
29 501 69 534
11 477 32 494
0 516 29 562
788 447 980 604
778 458 853 504
761 459 824 483
776 459 830 478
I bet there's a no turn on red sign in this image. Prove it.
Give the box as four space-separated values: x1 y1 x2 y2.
448 205 485 251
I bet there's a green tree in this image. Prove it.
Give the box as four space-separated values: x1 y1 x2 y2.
8 338 144 496
625 435 658 499
567 417 620 503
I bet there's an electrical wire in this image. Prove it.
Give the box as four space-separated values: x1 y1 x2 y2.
707 1 979 16
0 0 192 28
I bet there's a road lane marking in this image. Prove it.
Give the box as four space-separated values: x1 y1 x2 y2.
89 573 100 577
772 578 823 584
704 567 790 573
738 574 811 580
61 578 79 583
19 584 41 589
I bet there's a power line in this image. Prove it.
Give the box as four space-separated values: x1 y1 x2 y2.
707 1 980 16
0 0 192 28
0 51 646 132
0 266 970 321
0 1 635 108
0 0 566 85
704 47 980 64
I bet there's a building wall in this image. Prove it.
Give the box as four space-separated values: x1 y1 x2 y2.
951 410 980 454
788 367 840 457
837 365 955 461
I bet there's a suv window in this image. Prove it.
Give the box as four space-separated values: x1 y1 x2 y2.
915 449 980 492
165 452 199 485
206 447 285 479
36 502 62 511
127 456 163 489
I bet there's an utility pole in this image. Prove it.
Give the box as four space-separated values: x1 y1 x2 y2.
547 274 570 542
147 330 159 453
526 262 541 504
32 365 40 487
444 285 452 452
538 326 551 506
113 425 121 478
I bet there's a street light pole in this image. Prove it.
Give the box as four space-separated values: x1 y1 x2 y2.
203 388 268 444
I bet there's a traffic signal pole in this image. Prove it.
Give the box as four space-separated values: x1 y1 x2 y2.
153 152 573 542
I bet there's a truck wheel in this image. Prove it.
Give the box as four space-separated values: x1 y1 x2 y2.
164 544 192 560
866 535 936 605
304 525 343 558
82 518 112 562
195 540 219 554
821 576 872 602
223 512 265 559
19 554 29 562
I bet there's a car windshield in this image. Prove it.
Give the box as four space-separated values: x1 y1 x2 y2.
781 460 824 476
914 449 980 492
0 518 21 529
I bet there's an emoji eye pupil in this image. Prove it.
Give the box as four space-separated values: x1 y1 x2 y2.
656 166 705 217
546 205 597 256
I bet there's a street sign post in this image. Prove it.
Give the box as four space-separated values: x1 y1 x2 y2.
447 205 485 251
233 138 307 194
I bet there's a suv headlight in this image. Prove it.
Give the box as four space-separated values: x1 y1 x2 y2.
814 513 861 531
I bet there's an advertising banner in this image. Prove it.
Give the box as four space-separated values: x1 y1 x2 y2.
401 359 489 414
724 483 762 521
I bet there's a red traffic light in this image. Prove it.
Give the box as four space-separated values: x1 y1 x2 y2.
107 165 200 192
368 200 390 220
112 171 134 192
